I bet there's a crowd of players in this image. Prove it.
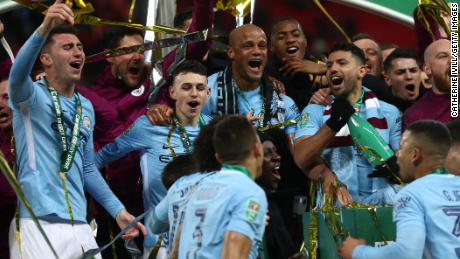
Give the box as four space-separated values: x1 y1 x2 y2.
0 0 459 258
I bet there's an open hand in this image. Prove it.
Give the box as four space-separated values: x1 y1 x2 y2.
115 209 147 240
38 0 75 36
338 236 366 259
280 57 326 78
147 104 173 125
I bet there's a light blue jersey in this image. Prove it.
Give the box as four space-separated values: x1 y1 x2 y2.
294 88 401 205
203 70 300 134
353 172 460 259
96 115 207 246
178 167 268 259
8 31 124 222
152 172 214 253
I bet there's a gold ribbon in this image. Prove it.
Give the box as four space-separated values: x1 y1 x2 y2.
367 207 390 245
215 0 252 17
306 212 319 259
85 30 207 63
66 0 87 9
415 0 452 42
306 179 391 256
12 0 92 15
0 151 59 259
320 188 349 245
149 236 163 259
128 0 136 23
108 220 118 259
258 119 297 132
74 14 186 34
11 0 186 35
313 0 352 43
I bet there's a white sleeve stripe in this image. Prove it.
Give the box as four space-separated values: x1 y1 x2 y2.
141 154 149 202
335 125 350 137
364 97 380 109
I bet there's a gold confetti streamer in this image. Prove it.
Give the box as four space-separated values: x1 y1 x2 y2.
74 14 186 34
0 151 59 259
313 0 352 43
215 0 252 17
11 0 185 35
258 119 297 132
128 0 136 23
416 0 452 42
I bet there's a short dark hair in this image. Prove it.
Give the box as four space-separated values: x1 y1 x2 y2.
42 25 78 53
213 115 259 162
102 27 144 50
383 48 421 73
257 130 275 144
173 9 193 29
406 120 452 158
161 154 197 189
329 43 366 65
352 33 375 42
447 120 460 144
171 60 207 82
193 116 223 172
269 16 301 38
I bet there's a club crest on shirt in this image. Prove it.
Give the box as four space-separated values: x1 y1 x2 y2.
245 200 260 221
131 85 145 97
394 196 411 215
83 116 91 130
299 112 310 128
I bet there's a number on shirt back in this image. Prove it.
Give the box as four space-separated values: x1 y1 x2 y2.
187 208 207 259
443 207 460 257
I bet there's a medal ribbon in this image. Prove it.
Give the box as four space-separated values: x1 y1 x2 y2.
46 80 82 224
167 114 205 158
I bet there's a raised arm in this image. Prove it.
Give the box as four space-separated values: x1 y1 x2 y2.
9 1 74 103
294 127 335 169
293 98 354 169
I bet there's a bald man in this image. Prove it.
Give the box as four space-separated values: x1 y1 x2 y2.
147 24 300 150
339 120 459 259
403 39 456 127
201 24 300 147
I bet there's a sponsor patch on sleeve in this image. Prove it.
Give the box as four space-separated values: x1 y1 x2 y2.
245 200 261 221
299 112 310 128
